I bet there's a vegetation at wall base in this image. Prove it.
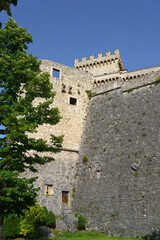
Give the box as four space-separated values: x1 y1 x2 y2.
1 217 20 239
43 206 56 228
1 203 57 239
20 203 46 238
78 215 87 230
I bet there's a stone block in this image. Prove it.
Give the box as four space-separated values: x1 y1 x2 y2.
56 219 68 232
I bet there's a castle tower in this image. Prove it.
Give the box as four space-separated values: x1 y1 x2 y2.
26 59 93 216
74 49 124 77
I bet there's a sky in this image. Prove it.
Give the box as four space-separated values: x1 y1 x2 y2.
0 0 160 72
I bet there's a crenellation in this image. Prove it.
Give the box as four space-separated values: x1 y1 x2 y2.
114 49 120 55
90 54 95 60
106 50 111 56
74 49 124 75
75 49 120 67
82 56 87 62
74 58 79 65
98 52 103 58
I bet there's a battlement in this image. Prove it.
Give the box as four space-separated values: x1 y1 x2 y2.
74 49 124 76
75 49 120 65
93 65 160 87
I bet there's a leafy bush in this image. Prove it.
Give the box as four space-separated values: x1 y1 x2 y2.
74 211 78 218
85 90 93 100
46 211 56 228
2 217 20 239
154 77 160 85
43 206 56 228
78 215 87 230
20 203 46 238
83 156 89 163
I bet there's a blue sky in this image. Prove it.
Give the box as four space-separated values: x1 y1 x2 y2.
0 0 160 72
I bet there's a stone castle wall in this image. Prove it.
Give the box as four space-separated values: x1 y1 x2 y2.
93 66 160 87
25 51 160 236
73 71 160 237
36 59 93 150
30 151 78 216
26 60 92 215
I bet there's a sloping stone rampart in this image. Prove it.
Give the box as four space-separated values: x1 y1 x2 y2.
73 71 160 237
93 66 160 86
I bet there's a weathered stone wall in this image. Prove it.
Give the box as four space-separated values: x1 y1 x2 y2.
94 66 160 87
24 55 160 234
25 60 93 215
36 60 93 150
73 71 160 237
27 151 78 216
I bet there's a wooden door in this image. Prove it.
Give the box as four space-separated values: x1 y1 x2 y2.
62 191 69 206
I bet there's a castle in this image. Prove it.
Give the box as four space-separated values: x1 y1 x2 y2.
27 49 160 237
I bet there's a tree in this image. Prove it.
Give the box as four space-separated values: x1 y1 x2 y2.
0 17 62 229
0 0 18 28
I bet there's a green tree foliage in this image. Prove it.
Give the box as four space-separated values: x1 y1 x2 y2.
20 203 46 238
0 18 63 218
2 217 20 239
0 0 18 27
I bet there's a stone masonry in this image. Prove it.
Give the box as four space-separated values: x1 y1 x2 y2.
73 71 160 237
26 60 92 215
27 50 160 236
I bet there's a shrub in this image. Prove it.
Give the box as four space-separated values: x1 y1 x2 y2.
85 90 93 100
20 203 46 238
2 217 20 239
154 76 160 85
20 218 35 238
46 211 56 228
78 215 87 230
83 156 89 163
74 212 78 218
43 206 56 228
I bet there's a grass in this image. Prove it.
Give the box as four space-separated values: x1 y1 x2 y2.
52 230 142 240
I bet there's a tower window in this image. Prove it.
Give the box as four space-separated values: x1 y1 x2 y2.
44 185 53 196
52 68 60 78
70 97 77 105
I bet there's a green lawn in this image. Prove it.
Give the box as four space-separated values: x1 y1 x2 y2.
52 230 142 240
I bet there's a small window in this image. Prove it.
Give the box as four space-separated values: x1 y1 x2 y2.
44 185 53 196
62 191 69 206
70 97 77 105
52 68 60 79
